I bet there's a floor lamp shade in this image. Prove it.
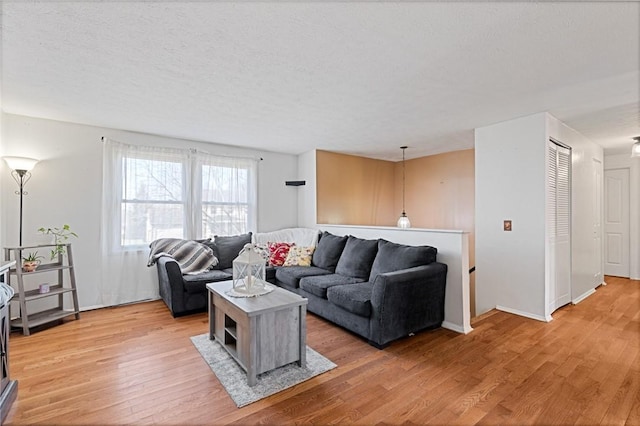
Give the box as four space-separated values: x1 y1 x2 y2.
3 156 38 172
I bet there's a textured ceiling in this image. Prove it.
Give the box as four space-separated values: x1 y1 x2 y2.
2 1 638 160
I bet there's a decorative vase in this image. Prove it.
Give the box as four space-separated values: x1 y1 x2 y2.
22 260 40 273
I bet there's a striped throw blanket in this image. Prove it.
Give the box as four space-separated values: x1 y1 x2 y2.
148 238 218 275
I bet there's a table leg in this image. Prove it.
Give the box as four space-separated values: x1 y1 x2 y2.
247 315 257 386
298 304 307 368
208 290 215 341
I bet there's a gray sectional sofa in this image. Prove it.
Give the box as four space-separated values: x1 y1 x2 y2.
153 229 447 348
275 232 447 348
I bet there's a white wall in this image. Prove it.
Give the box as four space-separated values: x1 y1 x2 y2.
475 113 548 319
319 224 472 334
297 150 317 228
475 112 604 321
0 113 299 309
604 153 640 280
0 12 4 252
547 115 605 301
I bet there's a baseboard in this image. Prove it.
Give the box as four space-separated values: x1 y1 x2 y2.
572 288 596 305
80 297 161 312
496 305 552 322
442 321 473 334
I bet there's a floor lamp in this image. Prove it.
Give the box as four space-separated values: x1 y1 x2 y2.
3 157 39 246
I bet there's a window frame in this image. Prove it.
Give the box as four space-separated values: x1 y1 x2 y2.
112 145 257 252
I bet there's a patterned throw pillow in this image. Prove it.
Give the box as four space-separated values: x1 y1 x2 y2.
283 246 315 267
268 242 294 267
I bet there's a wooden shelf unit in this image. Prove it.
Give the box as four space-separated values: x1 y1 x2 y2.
3 244 80 335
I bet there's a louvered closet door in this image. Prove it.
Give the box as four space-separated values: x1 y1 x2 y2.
548 141 572 313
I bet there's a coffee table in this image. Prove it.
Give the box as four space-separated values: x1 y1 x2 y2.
207 280 308 386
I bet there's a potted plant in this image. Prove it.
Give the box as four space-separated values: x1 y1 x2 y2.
22 251 44 273
38 224 78 260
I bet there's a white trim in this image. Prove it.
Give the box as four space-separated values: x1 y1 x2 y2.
496 305 553 322
572 288 596 305
442 321 473 334
319 224 467 234
605 154 640 280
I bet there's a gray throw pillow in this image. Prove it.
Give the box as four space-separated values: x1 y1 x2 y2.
312 231 348 272
334 236 379 280
211 232 253 270
368 239 437 282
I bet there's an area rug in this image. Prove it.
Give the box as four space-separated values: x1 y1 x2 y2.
190 333 337 407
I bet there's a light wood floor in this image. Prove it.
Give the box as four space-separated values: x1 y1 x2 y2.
5 276 639 425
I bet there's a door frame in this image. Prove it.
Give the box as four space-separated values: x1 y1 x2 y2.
603 168 631 278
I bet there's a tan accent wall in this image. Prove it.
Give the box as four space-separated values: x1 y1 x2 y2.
317 148 476 316
400 149 476 316
316 150 396 226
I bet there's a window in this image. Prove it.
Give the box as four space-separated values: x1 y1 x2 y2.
103 139 257 250
121 156 185 246
199 155 256 238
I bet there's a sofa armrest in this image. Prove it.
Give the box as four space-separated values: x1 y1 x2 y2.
156 257 187 317
368 262 447 347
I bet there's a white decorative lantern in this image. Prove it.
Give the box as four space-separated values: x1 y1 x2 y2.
231 243 270 296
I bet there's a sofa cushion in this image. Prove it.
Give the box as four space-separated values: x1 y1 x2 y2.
265 266 277 283
335 236 379 280
312 232 348 272
299 274 364 299
327 283 373 317
211 232 252 270
369 239 438 282
283 246 315 267
275 266 332 289
268 242 294 267
182 269 232 293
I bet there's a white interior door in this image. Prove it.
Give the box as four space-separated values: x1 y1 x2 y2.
604 168 630 277
548 141 571 313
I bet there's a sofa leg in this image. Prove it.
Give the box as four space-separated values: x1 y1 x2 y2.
367 340 389 350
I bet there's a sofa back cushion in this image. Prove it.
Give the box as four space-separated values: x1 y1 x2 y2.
335 236 379 279
253 227 320 248
210 232 252 270
368 239 437 282
312 231 348 272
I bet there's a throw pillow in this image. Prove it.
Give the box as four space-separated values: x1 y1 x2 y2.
368 239 437 282
312 231 348 272
268 242 294 266
334 236 379 280
212 232 253 270
283 246 315 267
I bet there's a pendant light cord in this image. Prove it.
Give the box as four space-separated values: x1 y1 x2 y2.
401 146 407 215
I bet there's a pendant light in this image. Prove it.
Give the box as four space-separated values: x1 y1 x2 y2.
397 146 411 228
632 136 640 158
